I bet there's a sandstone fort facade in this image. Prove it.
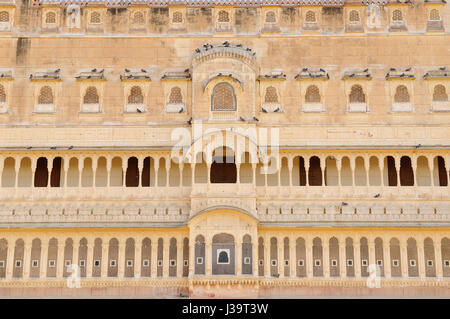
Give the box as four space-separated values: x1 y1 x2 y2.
0 0 449 298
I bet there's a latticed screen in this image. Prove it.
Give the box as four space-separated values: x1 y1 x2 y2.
172 12 183 23
218 10 230 23
264 86 278 103
305 85 320 103
394 85 410 103
349 10 360 22
392 10 403 21
430 9 440 21
0 11 9 22
265 11 276 23
349 85 365 103
45 12 56 24
212 83 235 111
305 11 316 23
0 85 5 102
128 86 144 104
169 87 183 104
433 85 448 102
90 12 101 24
133 12 145 25
38 86 53 104
84 87 99 104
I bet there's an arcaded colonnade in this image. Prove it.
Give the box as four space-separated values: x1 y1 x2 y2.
0 152 448 188
0 232 448 280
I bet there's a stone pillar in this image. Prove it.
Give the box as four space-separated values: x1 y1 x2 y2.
304 158 310 186
320 157 326 187
306 238 313 278
137 158 143 187
394 156 401 187
31 158 37 187
288 158 293 189
118 240 125 278
252 240 258 276
412 158 418 188
92 158 98 189
383 239 391 278
251 163 256 186
6 238 15 279
134 238 142 278
278 237 284 278
101 242 109 278
86 241 94 278
205 242 212 276
165 159 170 188
417 238 425 279
78 158 83 188
434 237 443 278
122 161 127 187
177 237 183 278
364 156 370 187
190 163 195 186
56 242 65 278
264 237 271 277
23 240 31 279
289 236 296 277
368 238 376 269
336 157 342 187
72 238 79 275
350 157 355 187
354 240 361 278
429 157 435 187
189 241 195 277
379 157 385 187
154 159 160 188
400 238 408 278
63 158 69 188
339 237 346 278
178 163 184 188
40 239 49 278
236 240 242 276
14 160 20 189
151 240 158 278
163 239 169 278
323 239 330 278
106 158 111 188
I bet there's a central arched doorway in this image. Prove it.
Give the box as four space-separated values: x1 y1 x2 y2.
212 233 235 275
210 146 237 183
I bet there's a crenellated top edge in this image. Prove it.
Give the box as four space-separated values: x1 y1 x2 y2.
27 0 403 9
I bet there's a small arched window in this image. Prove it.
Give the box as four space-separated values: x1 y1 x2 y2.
133 12 145 25
84 86 99 104
349 10 360 22
265 11 276 23
392 10 403 22
218 10 230 23
0 11 9 22
172 11 183 23
90 12 101 24
305 11 316 23
0 84 5 103
349 85 366 103
212 83 236 111
433 84 448 102
264 86 278 103
305 85 321 103
169 87 183 104
429 9 440 21
38 86 53 104
217 250 229 264
128 86 144 104
394 85 410 103
45 12 56 24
